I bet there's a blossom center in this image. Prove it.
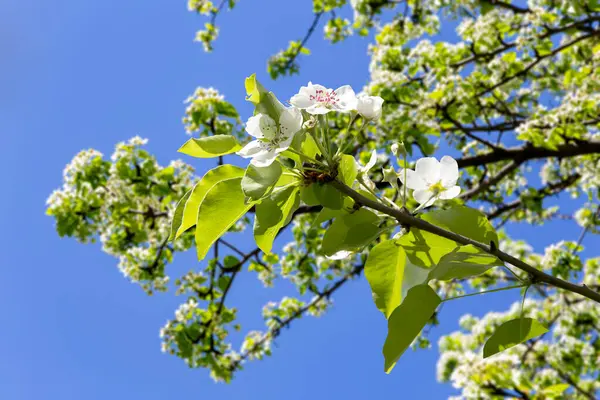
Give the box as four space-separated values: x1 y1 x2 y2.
309 89 339 108
429 181 445 195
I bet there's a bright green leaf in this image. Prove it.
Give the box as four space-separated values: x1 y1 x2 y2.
383 284 441 373
483 318 549 358
301 184 320 206
254 186 301 253
321 208 379 256
540 384 570 398
172 165 245 240
429 244 504 281
169 188 192 241
365 240 406 318
178 135 242 158
195 177 253 260
242 162 282 200
244 73 285 120
338 155 358 186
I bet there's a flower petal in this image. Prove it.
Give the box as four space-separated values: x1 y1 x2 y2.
250 150 278 167
364 150 378 172
289 93 313 109
398 169 427 190
237 140 264 158
415 157 441 185
439 185 461 200
440 155 459 187
413 188 437 208
245 115 264 139
327 250 353 260
279 107 303 137
306 104 331 115
332 85 358 111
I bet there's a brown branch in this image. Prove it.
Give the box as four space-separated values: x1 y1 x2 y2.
457 140 600 168
460 160 522 200
282 12 323 73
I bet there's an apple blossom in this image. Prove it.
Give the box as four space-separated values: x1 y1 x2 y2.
290 82 357 114
399 156 461 208
237 108 303 167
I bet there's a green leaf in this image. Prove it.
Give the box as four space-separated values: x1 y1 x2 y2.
397 206 498 268
313 184 344 210
195 177 254 260
321 209 379 256
383 284 441 373
425 206 498 244
214 101 239 118
178 135 242 158
171 165 245 240
242 163 282 200
338 155 358 186
254 186 301 253
169 188 192 240
483 318 549 358
540 384 570 398
365 240 406 318
245 73 285 120
301 184 320 206
428 244 504 281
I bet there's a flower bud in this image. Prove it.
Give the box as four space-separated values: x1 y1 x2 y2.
356 94 384 120
391 142 407 157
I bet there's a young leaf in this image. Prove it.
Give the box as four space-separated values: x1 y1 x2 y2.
383 284 441 373
365 240 406 318
195 177 254 260
242 162 282 200
254 186 301 253
483 318 549 358
321 208 379 256
171 165 245 240
245 73 286 120
428 244 504 281
338 155 358 186
169 188 192 240
178 135 242 158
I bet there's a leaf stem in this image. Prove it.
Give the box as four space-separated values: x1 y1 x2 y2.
443 284 526 302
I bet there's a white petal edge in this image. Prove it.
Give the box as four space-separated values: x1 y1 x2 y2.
440 155 459 187
279 107 303 135
327 250 353 260
333 85 358 111
237 140 264 158
439 185 461 200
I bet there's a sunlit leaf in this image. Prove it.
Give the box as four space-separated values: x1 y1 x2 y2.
171 165 245 240
383 284 441 373
428 244 504 281
242 162 282 200
254 186 301 253
195 177 254 260
365 240 406 318
483 318 549 358
178 135 242 158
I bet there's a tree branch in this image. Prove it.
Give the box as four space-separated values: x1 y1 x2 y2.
456 140 600 168
328 180 600 304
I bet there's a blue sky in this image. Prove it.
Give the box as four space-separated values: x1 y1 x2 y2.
0 1 585 399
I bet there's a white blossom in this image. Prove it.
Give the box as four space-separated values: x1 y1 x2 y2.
290 82 357 114
356 94 384 120
237 108 303 167
400 156 461 208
